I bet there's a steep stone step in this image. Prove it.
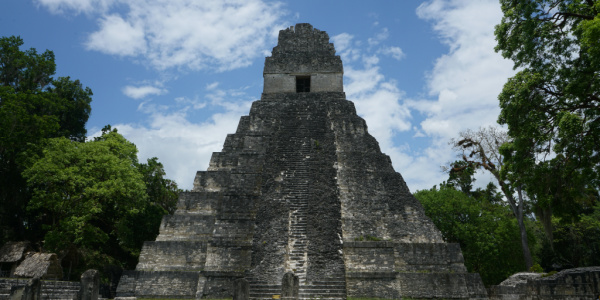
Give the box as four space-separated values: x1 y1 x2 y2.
248 282 282 300
0 279 80 300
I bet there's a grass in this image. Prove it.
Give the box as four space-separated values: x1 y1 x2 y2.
138 298 231 300
349 298 459 300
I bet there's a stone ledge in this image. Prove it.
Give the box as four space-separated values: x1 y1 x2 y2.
343 241 394 248
201 271 245 277
260 92 347 101
208 241 252 248
345 271 397 279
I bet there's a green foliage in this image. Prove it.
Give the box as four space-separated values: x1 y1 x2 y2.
48 76 92 142
0 36 92 244
451 127 535 269
0 35 177 280
0 36 55 90
414 185 529 285
495 0 600 223
541 270 558 277
354 235 382 242
537 201 600 270
447 160 477 195
119 156 180 255
23 131 146 255
22 129 179 278
529 263 544 273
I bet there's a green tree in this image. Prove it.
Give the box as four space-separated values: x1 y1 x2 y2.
451 126 535 269
137 157 179 215
548 201 600 268
23 130 147 271
414 184 528 285
446 160 477 195
118 156 180 256
0 36 92 244
495 0 600 240
22 127 179 278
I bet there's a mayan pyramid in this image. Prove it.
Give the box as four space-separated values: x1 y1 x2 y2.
116 23 488 300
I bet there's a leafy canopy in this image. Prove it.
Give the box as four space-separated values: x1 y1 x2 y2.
22 127 179 274
495 0 600 218
0 36 92 244
23 130 147 253
415 184 527 285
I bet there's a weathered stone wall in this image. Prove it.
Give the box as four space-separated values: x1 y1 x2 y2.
264 24 341 74
155 214 214 241
116 271 202 298
329 101 444 243
343 241 486 299
263 23 343 93
344 241 396 274
489 267 600 300
246 92 347 284
136 241 207 271
394 243 467 273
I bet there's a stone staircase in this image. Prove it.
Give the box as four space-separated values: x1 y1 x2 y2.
285 135 310 285
300 278 347 300
0 278 79 300
248 279 281 300
40 280 80 300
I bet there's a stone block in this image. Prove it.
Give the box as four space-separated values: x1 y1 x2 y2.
193 171 260 194
343 241 395 273
394 243 467 273
281 272 299 300
232 278 249 300
156 214 215 241
176 191 220 214
78 269 99 300
117 271 201 299
136 241 208 271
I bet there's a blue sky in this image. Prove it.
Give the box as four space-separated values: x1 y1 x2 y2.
1 0 516 191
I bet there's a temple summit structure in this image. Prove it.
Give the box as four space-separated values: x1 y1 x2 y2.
116 23 488 300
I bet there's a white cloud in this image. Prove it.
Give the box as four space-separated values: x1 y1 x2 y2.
39 0 285 71
35 0 115 14
332 33 361 63
367 27 389 47
206 82 219 91
341 39 413 169
332 1 516 192
331 33 353 54
380 46 406 61
395 0 516 191
101 85 253 190
122 85 167 99
413 0 514 137
86 14 147 56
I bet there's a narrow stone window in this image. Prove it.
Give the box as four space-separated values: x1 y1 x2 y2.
296 76 310 93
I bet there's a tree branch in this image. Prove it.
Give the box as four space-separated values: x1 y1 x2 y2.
555 12 595 21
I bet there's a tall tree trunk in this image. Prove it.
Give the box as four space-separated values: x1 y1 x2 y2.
500 182 534 270
516 216 533 269
534 204 553 248
516 187 533 269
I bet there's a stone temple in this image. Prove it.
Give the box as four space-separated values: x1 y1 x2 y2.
116 23 488 300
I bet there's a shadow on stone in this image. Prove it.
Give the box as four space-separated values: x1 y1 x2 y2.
233 278 249 300
10 277 41 300
281 272 299 300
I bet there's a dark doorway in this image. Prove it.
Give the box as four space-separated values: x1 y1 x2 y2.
296 76 310 93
